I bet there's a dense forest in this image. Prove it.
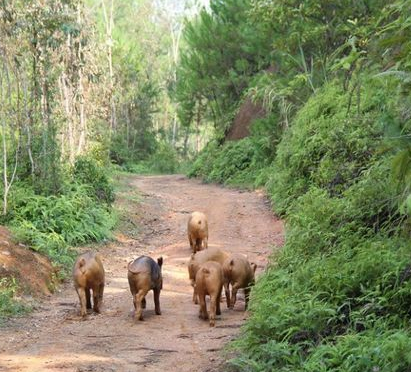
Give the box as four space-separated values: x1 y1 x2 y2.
2 0 411 371
0 0 201 315
179 0 411 371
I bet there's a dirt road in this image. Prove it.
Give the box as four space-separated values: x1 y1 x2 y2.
0 175 284 372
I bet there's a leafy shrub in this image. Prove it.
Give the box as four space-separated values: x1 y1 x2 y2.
267 80 391 215
120 142 181 175
145 141 180 174
73 156 115 204
189 138 264 187
6 183 115 269
109 130 157 165
0 278 28 321
228 76 411 371
188 141 220 179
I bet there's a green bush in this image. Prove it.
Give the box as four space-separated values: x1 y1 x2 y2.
189 138 264 187
73 156 115 204
0 278 28 321
267 80 391 215
228 76 411 371
145 142 180 174
5 183 115 269
120 142 181 175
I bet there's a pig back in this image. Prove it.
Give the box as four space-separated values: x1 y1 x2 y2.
188 212 208 234
188 247 228 280
128 256 162 290
73 251 105 287
223 253 254 287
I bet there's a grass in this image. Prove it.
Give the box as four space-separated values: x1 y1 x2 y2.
0 277 30 322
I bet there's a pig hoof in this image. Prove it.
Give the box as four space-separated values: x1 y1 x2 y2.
209 321 215 327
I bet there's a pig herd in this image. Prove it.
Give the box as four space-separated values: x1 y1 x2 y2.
72 211 257 327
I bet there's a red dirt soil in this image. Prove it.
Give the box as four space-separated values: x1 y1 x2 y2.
225 98 266 140
0 226 56 296
0 174 284 372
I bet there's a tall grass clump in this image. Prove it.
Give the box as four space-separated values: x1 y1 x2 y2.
229 76 411 371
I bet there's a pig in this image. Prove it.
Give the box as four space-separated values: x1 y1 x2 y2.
127 255 163 321
195 261 223 327
73 251 105 317
222 254 257 310
188 247 230 307
187 211 208 253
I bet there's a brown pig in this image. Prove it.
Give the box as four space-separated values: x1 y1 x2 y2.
187 211 208 253
188 247 230 306
128 255 163 321
223 254 257 310
195 261 223 327
73 251 105 317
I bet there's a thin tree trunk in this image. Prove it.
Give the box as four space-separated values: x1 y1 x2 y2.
101 0 116 131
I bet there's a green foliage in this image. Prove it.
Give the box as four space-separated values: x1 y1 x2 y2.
144 142 180 174
181 1 411 371
267 79 393 215
188 114 283 187
121 141 181 175
189 139 255 186
73 156 115 204
4 182 115 269
0 278 29 321
176 0 273 134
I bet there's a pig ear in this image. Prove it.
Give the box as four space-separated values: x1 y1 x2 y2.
157 257 163 267
251 263 257 273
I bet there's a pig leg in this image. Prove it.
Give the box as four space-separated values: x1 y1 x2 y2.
230 284 240 309
224 282 230 309
203 237 208 249
216 287 222 316
194 238 200 253
132 292 137 309
188 234 194 250
153 288 161 315
86 288 92 309
92 286 101 314
209 295 217 327
198 293 208 320
142 297 146 309
135 289 146 321
192 282 199 304
77 287 87 317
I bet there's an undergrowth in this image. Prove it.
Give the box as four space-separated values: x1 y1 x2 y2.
0 278 29 322
122 141 182 175
189 75 411 371
2 157 116 272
